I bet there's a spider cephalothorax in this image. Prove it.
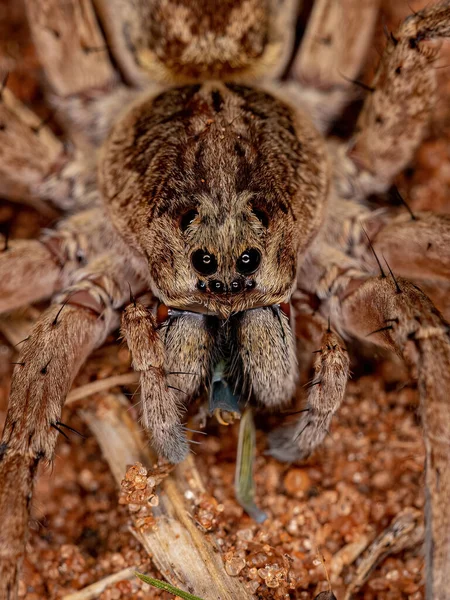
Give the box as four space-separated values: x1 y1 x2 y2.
1 1 450 598
101 82 329 315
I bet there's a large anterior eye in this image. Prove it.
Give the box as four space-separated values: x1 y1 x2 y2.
191 249 218 275
236 248 261 275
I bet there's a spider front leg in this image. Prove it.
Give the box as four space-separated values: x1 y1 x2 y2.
287 0 380 131
268 325 349 463
338 276 450 600
0 251 145 599
335 0 450 197
372 211 450 283
0 304 115 599
0 208 112 313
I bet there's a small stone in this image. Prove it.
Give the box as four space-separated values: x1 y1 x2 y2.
283 469 311 496
246 551 269 568
246 580 260 593
236 528 254 542
225 556 246 576
372 471 393 490
78 468 99 492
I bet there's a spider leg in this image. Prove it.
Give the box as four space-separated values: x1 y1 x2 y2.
371 211 450 282
90 0 158 88
0 208 113 313
0 86 63 205
23 0 141 144
287 0 380 131
0 84 102 211
334 1 450 198
267 327 349 463
24 0 115 98
338 275 450 599
0 250 146 599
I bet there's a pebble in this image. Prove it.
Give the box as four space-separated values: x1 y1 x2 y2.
225 556 246 576
283 469 311 496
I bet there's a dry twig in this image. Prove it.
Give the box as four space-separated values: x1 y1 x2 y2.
62 567 136 600
343 508 424 599
80 393 252 600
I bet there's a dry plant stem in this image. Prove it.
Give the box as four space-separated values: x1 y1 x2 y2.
343 509 424 600
328 535 371 582
80 393 252 600
66 372 139 404
62 567 136 600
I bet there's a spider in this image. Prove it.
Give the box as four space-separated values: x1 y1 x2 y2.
1 0 450 598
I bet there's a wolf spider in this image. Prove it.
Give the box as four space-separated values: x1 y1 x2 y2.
1 0 450 597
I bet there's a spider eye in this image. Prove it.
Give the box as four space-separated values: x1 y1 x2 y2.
180 209 198 232
236 248 261 275
251 206 269 228
191 249 218 276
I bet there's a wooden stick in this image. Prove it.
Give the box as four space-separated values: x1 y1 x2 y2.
62 567 136 600
66 372 139 404
80 393 251 600
343 508 424 600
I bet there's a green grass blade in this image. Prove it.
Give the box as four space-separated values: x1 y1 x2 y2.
134 572 205 599
235 407 267 523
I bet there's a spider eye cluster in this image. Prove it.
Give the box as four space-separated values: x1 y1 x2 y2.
190 247 262 278
183 208 263 293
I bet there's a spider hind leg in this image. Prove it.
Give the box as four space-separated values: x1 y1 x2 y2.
339 275 450 599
